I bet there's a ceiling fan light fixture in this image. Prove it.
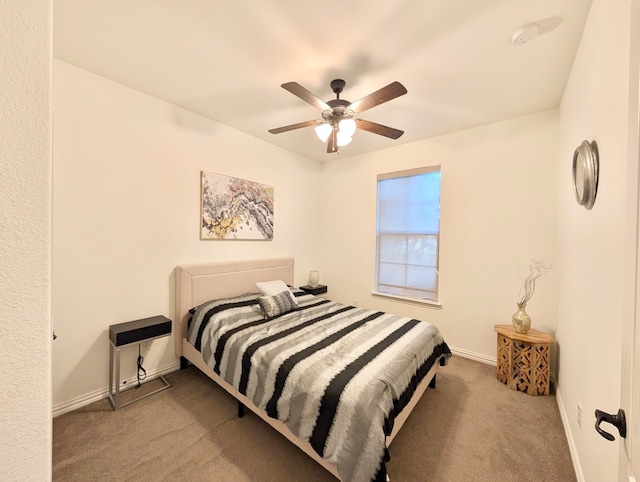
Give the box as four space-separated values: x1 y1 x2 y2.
315 123 332 142
337 131 352 147
338 118 356 137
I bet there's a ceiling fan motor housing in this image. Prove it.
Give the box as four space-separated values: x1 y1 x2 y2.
330 79 346 96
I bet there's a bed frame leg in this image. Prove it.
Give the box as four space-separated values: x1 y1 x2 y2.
238 402 245 418
428 356 447 389
180 356 189 370
428 374 437 389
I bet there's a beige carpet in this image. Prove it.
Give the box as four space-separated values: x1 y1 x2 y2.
53 356 576 481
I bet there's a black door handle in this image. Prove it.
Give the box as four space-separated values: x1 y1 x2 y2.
595 409 627 441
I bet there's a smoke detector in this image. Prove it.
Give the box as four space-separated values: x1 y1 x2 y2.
512 22 539 45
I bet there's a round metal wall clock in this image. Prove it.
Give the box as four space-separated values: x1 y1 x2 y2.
572 140 599 210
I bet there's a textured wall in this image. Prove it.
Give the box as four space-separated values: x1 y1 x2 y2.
0 0 52 479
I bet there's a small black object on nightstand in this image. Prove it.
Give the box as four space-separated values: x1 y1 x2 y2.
299 284 328 295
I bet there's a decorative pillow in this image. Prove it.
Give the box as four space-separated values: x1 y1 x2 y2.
258 290 298 319
255 279 298 305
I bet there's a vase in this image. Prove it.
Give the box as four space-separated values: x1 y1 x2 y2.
308 271 320 288
512 302 531 334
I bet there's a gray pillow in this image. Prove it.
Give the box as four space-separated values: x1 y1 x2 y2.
258 290 298 319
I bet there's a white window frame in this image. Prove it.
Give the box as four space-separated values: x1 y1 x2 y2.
374 165 441 307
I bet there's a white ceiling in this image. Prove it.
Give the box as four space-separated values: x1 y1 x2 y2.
53 0 592 162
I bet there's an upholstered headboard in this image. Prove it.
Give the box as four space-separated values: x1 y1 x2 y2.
174 257 295 357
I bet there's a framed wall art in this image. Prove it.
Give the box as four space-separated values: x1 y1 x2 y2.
200 171 274 240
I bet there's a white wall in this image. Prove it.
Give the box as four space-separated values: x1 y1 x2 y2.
52 61 322 410
0 0 52 479
556 0 632 481
317 110 560 361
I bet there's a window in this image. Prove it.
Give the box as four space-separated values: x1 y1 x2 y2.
375 166 441 303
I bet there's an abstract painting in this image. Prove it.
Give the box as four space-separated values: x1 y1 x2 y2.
200 171 274 240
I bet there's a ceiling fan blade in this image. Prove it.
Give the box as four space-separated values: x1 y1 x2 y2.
355 119 404 139
269 120 318 134
348 81 407 114
327 128 338 153
281 82 331 111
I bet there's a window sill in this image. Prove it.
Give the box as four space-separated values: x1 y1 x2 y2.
371 291 442 309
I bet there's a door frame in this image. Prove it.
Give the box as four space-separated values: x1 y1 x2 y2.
620 1 640 480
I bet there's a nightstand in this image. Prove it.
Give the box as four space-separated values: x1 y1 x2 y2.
108 315 172 410
494 324 554 396
299 284 328 295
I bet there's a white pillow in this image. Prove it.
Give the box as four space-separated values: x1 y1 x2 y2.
255 280 298 305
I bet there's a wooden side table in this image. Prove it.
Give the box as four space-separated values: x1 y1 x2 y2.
494 324 554 396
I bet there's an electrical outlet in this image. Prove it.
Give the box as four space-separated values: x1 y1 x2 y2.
142 341 152 351
577 402 583 428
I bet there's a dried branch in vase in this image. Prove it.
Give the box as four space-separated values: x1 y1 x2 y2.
518 259 552 305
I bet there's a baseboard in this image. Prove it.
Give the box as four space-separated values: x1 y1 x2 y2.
449 345 497 366
554 386 585 482
52 361 181 418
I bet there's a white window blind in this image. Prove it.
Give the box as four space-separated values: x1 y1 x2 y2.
376 166 441 302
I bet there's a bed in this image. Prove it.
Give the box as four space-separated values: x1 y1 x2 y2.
175 257 451 482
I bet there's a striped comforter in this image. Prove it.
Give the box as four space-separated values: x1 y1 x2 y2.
188 290 451 482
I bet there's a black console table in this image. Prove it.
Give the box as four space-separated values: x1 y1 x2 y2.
108 315 172 410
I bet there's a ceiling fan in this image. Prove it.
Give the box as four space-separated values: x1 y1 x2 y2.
269 79 408 154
